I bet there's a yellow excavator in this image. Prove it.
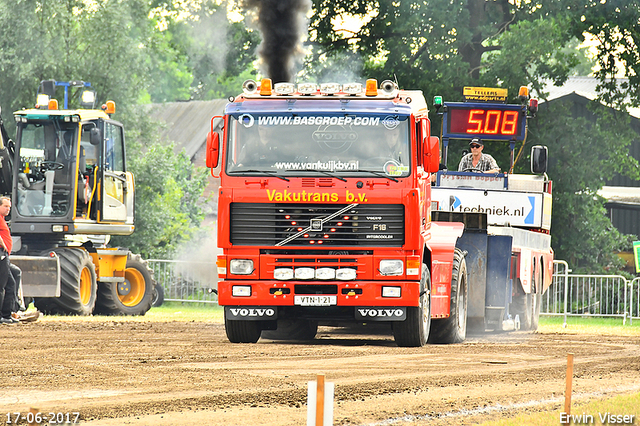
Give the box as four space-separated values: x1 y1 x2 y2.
0 80 155 315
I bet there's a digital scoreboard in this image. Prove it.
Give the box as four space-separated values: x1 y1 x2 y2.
444 103 526 141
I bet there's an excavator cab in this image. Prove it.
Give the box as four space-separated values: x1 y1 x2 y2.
15 120 77 217
11 102 135 248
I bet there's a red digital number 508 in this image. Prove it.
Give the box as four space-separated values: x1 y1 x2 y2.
467 109 519 135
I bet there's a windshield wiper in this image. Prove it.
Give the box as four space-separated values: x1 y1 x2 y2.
340 169 399 182
285 169 347 182
229 169 290 181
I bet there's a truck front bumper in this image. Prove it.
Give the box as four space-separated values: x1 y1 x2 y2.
218 280 420 308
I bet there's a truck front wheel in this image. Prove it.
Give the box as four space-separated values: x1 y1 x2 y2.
225 317 262 343
429 248 468 344
393 263 431 347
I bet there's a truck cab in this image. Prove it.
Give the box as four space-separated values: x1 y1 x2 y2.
209 79 462 347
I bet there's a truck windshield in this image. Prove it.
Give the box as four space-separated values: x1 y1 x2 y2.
15 120 78 217
226 114 411 178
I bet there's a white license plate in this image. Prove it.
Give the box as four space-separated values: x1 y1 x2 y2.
294 295 337 306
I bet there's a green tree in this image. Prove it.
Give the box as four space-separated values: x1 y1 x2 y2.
150 1 260 100
527 102 638 272
309 1 639 105
110 108 208 259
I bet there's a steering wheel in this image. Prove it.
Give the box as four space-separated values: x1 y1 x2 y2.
463 167 483 173
41 161 65 171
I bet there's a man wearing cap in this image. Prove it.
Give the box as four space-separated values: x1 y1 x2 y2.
458 138 500 173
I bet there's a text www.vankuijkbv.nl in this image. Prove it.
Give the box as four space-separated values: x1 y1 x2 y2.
273 160 359 171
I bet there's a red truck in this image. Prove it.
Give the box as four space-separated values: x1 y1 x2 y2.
206 79 551 346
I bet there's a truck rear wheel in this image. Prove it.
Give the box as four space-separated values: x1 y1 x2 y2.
429 248 468 344
94 253 155 315
511 261 540 331
393 263 431 347
225 316 262 343
34 248 97 315
261 319 318 341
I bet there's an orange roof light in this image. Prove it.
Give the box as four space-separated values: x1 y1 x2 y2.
518 86 529 102
102 100 116 115
518 86 529 97
260 78 273 96
48 99 59 110
365 79 378 96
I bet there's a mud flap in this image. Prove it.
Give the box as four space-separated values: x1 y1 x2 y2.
484 235 512 330
355 307 406 321
225 306 278 320
11 255 61 298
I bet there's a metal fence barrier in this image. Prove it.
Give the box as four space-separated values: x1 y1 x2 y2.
542 260 639 326
148 259 218 304
148 258 640 325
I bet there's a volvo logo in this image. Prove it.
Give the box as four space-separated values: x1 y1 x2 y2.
310 218 323 231
227 307 276 319
355 307 406 321
382 116 400 130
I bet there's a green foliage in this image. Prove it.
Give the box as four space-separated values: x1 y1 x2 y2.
309 0 584 104
526 102 639 273
155 2 260 100
110 109 208 259
568 0 640 109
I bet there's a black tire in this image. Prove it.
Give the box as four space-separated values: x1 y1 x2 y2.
393 263 431 347
152 283 165 307
261 319 318 341
429 248 468 344
34 248 97 315
94 253 155 315
510 258 540 331
530 293 542 331
225 315 262 343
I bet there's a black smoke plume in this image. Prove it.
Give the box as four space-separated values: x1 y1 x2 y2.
242 0 311 83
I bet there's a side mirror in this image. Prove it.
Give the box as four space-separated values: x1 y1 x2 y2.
206 132 220 169
531 145 548 174
423 136 440 173
89 128 102 146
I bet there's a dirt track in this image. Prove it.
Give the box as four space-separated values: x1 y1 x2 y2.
1 317 639 426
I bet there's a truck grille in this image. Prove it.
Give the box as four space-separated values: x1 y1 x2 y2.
230 203 404 247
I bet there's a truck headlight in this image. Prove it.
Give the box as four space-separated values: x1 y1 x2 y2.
379 260 403 276
294 267 315 280
274 268 294 280
232 285 252 297
315 267 336 280
336 268 357 280
229 259 254 275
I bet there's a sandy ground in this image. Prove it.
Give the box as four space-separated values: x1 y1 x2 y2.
1 318 639 426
